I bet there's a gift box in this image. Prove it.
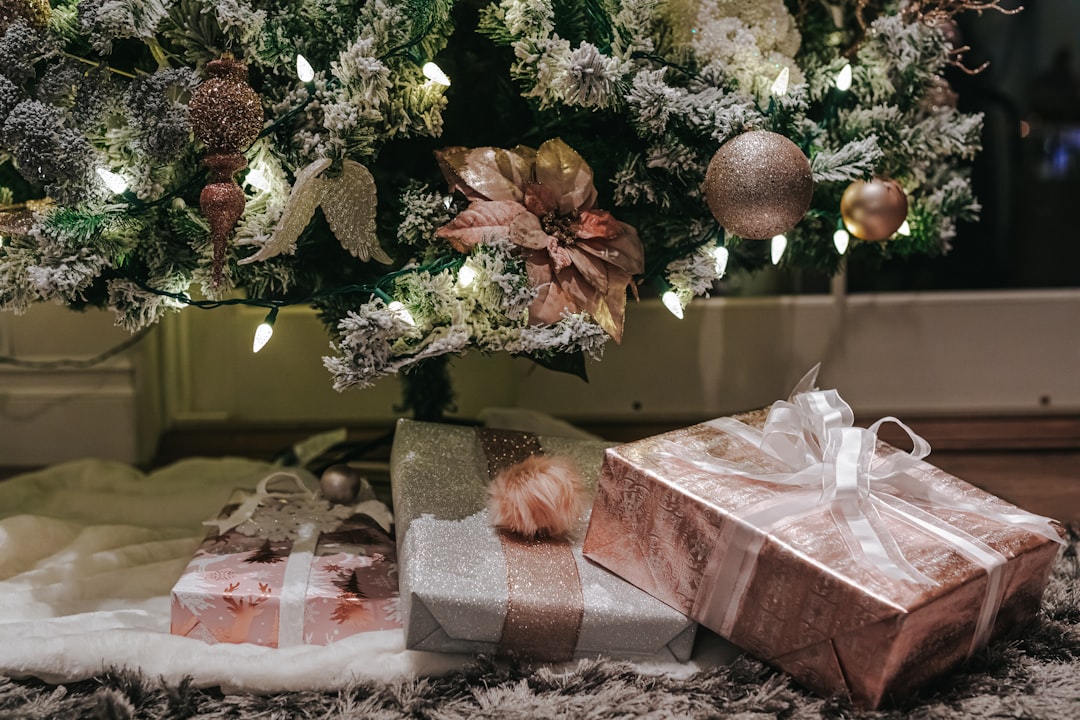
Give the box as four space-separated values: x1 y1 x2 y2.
391 420 697 662
583 371 1065 708
171 472 400 647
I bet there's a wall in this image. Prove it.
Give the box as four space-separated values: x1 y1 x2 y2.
0 304 164 466
4 288 1076 467
163 288 1080 424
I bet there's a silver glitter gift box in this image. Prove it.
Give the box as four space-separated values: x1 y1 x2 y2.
391 420 697 662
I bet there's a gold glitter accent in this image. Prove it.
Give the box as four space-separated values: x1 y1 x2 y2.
189 58 263 154
840 178 908 241
476 428 544 478
702 130 813 240
0 208 35 236
498 530 583 661
0 0 50 33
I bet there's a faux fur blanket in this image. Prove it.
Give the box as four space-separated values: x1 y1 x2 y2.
1 459 1077 718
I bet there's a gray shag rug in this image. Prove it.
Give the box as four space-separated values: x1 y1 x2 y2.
2 530 1077 720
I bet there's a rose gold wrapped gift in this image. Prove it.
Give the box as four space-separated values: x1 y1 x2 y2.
583 369 1065 709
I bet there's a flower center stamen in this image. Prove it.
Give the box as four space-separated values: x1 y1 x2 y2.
541 210 579 245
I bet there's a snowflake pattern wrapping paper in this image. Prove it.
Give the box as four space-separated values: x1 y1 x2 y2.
171 482 401 647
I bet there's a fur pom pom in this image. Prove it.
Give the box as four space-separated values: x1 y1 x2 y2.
488 455 588 538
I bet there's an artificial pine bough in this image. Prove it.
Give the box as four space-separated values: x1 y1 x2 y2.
0 1 1003 390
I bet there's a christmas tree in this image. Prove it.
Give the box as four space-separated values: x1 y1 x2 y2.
0 0 1004 408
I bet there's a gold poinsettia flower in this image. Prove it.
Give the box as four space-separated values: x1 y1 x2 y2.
434 138 644 342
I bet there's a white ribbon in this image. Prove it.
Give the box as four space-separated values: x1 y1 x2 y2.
201 471 322 647
203 471 317 536
660 367 1063 656
278 522 318 648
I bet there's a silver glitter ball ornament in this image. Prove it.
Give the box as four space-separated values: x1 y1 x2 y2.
703 130 814 239
319 464 363 504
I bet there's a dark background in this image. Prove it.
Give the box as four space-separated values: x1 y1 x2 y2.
848 0 1080 292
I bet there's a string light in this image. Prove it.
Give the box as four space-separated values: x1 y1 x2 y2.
833 228 850 254
835 64 853 91
457 263 477 288
296 54 315 82
771 234 787 264
712 246 729 276
897 220 911 236
661 290 684 319
252 307 279 353
245 165 271 192
771 66 790 96
388 301 416 326
96 168 128 194
422 62 451 87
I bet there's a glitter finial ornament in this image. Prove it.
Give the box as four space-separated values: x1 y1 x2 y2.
188 55 263 285
0 0 51 33
702 130 814 240
488 455 588 539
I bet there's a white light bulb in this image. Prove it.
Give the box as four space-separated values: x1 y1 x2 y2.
457 264 477 288
711 246 729 277
296 54 315 83
245 166 271 192
897 220 911 236
252 322 274 353
422 62 451 87
771 66 790 96
771 234 787 265
388 300 416 326
833 228 850 254
835 64 853 91
96 168 128 194
662 290 684 320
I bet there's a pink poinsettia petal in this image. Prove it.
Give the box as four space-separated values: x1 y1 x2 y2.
435 146 534 203
574 220 645 275
567 245 611 294
546 237 575 272
526 256 600 326
572 210 623 240
523 181 559 217
600 268 634 343
535 138 598 215
509 211 552 250
435 200 528 251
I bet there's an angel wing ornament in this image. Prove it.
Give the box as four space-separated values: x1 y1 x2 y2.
240 158 390 265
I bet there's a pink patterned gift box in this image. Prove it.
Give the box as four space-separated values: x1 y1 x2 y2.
171 474 400 647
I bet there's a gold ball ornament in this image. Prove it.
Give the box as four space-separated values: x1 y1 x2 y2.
0 0 50 34
840 178 908 241
703 131 814 239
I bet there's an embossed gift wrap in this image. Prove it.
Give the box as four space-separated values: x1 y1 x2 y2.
582 397 1065 709
171 475 401 647
390 420 697 661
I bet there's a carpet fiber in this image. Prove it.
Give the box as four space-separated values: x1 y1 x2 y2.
2 530 1077 720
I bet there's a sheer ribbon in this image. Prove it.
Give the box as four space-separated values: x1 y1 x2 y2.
658 368 1063 656
200 472 336 648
